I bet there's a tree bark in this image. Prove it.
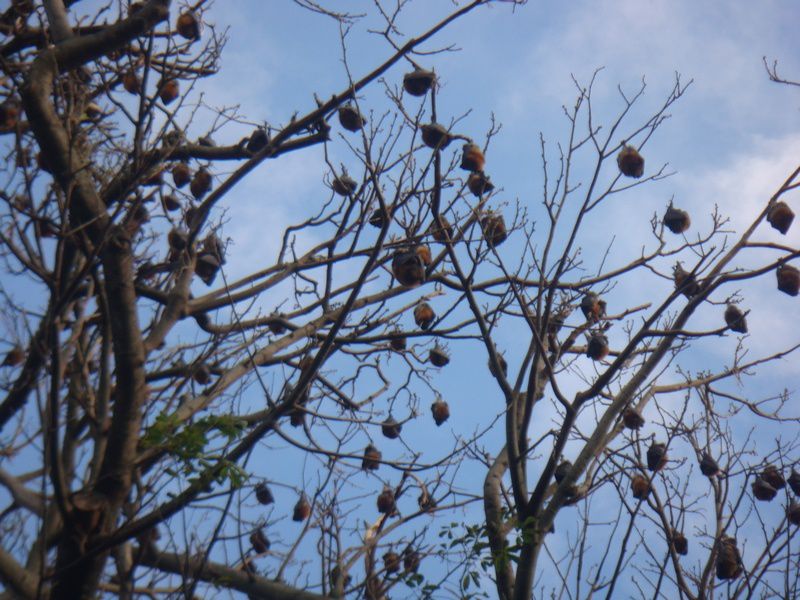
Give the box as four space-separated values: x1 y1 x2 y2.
484 448 514 600
19 2 170 598
138 549 336 600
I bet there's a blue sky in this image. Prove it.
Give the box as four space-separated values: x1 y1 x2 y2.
198 0 800 305
2 1 798 597
181 0 800 596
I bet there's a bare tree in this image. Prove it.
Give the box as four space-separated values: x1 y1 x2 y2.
0 1 799 599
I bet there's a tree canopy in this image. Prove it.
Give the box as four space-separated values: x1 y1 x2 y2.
1 1 799 599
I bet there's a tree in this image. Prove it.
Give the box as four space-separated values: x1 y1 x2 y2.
0 1 799 599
